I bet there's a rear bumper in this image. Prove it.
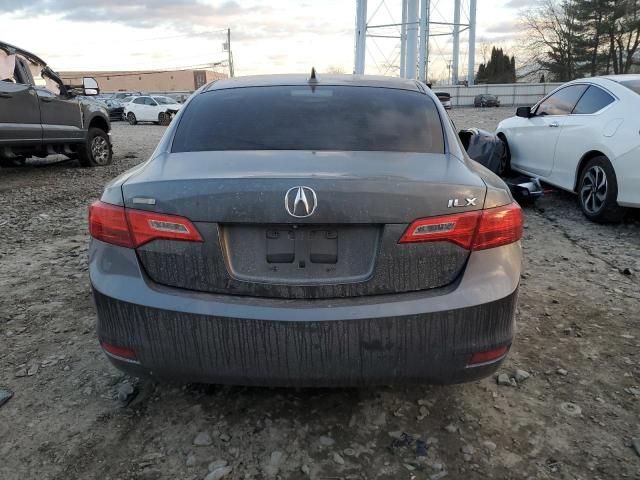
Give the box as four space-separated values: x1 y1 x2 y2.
90 240 521 386
615 145 640 208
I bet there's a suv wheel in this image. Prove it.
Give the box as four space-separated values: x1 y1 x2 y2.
127 112 137 125
78 128 112 167
578 156 624 223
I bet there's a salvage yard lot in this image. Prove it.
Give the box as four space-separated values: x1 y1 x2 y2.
1 107 639 479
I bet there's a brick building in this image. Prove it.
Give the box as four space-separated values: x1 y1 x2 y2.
59 68 227 93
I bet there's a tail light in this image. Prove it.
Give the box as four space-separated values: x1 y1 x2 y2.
89 201 202 248
399 202 523 251
101 341 138 362
88 201 132 248
467 344 510 367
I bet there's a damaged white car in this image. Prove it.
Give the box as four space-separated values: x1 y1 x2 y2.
497 75 640 222
124 95 182 126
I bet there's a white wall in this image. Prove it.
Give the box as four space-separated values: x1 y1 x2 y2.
434 82 562 107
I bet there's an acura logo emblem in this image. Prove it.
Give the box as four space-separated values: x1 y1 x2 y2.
285 186 317 218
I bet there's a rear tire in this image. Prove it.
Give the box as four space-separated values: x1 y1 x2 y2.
578 156 624 223
497 135 511 177
127 112 137 125
78 128 112 167
158 111 172 126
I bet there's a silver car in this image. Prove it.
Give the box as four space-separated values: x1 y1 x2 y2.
89 74 523 387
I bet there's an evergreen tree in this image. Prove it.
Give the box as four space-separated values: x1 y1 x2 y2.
476 47 517 83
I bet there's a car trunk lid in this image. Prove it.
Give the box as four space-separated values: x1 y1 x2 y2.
122 150 486 299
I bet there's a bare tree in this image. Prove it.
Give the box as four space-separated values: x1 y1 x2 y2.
519 0 640 79
520 0 580 81
608 0 640 73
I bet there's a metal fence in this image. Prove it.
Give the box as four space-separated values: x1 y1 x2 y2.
110 83 564 108
433 82 563 107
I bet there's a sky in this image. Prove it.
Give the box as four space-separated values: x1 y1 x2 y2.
0 0 527 82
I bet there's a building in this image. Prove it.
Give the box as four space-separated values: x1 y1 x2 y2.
59 68 227 93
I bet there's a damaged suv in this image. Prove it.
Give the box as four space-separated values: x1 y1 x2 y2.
0 41 112 167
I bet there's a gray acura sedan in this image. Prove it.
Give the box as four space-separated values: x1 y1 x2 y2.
89 74 522 387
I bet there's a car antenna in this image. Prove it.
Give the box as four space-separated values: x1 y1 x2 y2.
309 67 317 82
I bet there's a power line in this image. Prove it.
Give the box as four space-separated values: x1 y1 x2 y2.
59 62 226 79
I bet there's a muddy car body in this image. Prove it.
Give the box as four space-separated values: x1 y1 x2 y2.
89 74 523 387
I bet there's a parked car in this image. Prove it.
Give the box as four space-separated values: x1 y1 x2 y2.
435 91 452 109
0 41 112 167
103 99 125 121
497 75 640 222
111 91 142 100
474 94 500 107
123 95 182 125
89 74 523 387
77 96 124 122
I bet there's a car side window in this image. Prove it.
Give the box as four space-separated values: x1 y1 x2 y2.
535 85 588 116
572 86 615 114
144 97 157 106
133 97 146 105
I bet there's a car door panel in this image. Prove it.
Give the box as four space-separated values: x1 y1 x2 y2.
129 97 147 121
144 97 159 122
0 81 42 144
509 115 565 177
551 118 598 190
508 84 589 178
37 89 84 142
550 85 617 190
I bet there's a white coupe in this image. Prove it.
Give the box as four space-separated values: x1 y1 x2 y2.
124 95 182 125
496 75 640 222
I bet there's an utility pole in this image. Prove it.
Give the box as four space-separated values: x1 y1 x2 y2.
354 0 367 74
467 0 477 85
405 0 418 79
400 0 407 78
452 0 460 85
226 28 235 78
418 0 430 82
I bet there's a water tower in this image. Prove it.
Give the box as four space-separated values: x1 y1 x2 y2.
354 0 477 84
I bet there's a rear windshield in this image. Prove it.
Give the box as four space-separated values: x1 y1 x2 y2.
618 79 640 95
172 85 445 153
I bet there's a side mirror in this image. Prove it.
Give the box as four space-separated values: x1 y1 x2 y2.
516 106 531 118
83 77 99 96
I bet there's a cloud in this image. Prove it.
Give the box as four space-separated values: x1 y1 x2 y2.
485 20 519 34
505 0 540 8
2 1 256 29
1 0 348 43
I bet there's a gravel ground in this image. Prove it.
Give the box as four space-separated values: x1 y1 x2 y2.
1 108 639 480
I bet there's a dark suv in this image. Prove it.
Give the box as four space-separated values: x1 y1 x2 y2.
0 41 112 167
